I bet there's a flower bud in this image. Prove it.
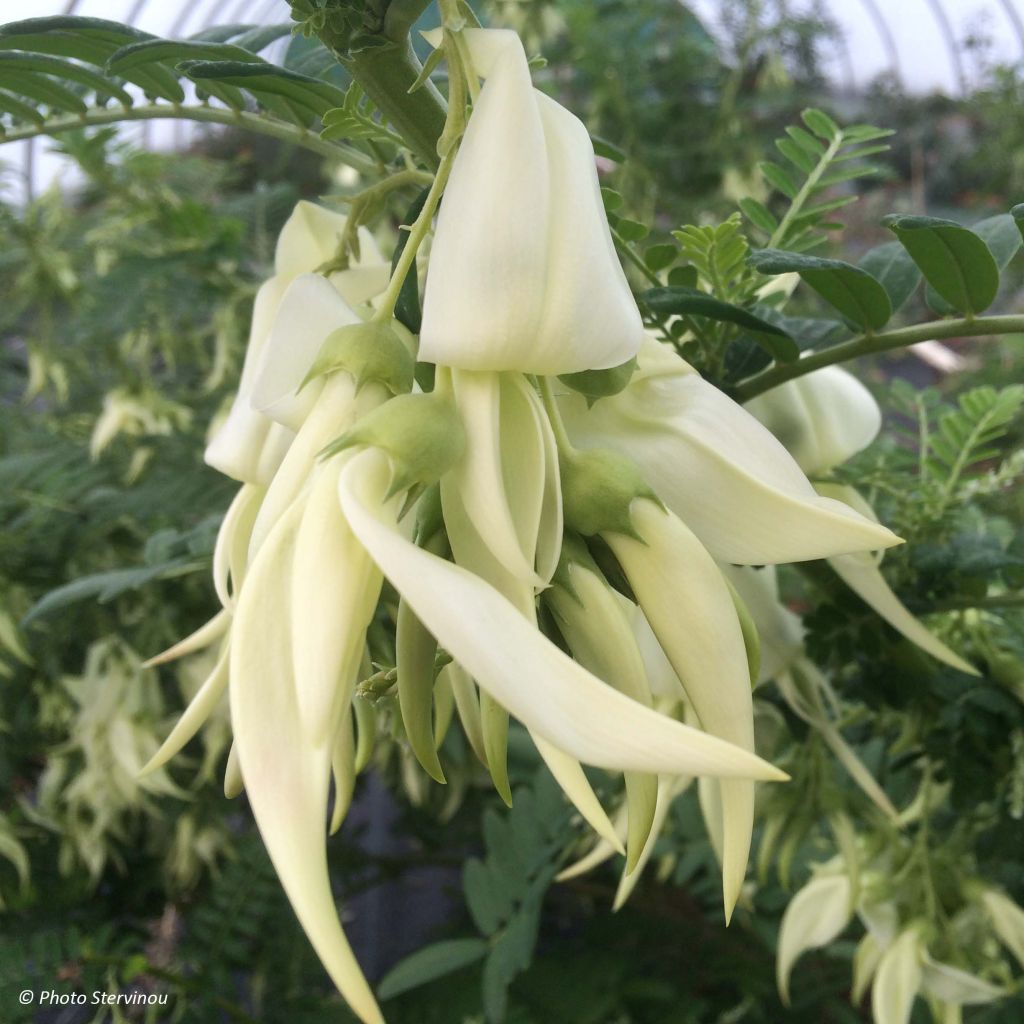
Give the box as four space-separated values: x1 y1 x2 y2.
745 365 882 476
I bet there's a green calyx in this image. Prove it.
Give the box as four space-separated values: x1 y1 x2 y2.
324 392 466 497
558 357 637 407
301 320 415 396
560 447 659 540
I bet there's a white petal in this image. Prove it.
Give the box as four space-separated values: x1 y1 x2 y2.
607 500 760 919
561 340 900 563
721 565 803 684
292 455 382 745
338 449 788 782
853 933 885 1005
444 369 541 584
613 775 690 910
828 552 977 675
981 887 1024 969
251 274 362 432
872 928 923 1024
212 483 263 609
418 34 549 370
230 499 382 1024
143 609 230 667
919 954 1003 1005
745 365 882 476
418 30 640 373
776 873 853 1004
142 643 229 775
275 200 350 277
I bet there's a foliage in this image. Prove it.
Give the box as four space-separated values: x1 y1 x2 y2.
0 5 1023 1024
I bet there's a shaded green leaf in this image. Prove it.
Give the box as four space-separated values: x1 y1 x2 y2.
377 939 488 1000
883 214 1000 315
644 286 799 362
802 107 840 141
747 249 892 330
859 241 922 312
738 197 778 235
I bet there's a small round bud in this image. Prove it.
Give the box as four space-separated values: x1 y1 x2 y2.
324 393 466 498
302 321 415 396
560 447 659 539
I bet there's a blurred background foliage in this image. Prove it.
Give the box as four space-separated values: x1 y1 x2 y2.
1 1 1022 1021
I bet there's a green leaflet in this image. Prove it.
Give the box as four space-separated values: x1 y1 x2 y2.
883 214 1000 316
747 248 892 331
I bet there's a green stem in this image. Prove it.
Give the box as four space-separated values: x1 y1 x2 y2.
768 131 844 249
734 315 1024 401
0 104 379 174
913 593 1024 613
338 38 447 170
537 376 576 457
372 145 455 323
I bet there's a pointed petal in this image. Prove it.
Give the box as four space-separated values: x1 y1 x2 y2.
720 565 803 684
143 610 230 667
338 449 787 782
230 499 382 1024
212 484 263 609
224 741 244 798
446 370 540 585
919 954 1003 1005
560 341 900 563
443 663 487 765
292 455 382 745
608 500 760 920
142 643 229 775
872 928 923 1024
330 709 356 835
777 873 853 1004
828 551 977 675
396 596 446 783
613 775 690 909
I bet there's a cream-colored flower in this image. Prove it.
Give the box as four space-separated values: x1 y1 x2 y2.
418 29 643 374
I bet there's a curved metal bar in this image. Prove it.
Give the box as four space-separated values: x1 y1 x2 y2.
856 0 903 89
997 0 1024 55
924 0 968 95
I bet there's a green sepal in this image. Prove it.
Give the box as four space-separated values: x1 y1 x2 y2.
722 575 761 688
557 358 637 407
396 588 446 785
549 532 602 605
323 392 466 498
560 448 659 540
301 320 415 396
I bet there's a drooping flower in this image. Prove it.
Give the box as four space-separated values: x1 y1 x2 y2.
746 365 976 674
204 201 390 485
560 338 901 565
418 29 644 374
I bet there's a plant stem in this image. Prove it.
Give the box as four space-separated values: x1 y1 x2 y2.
0 104 379 175
338 38 448 170
734 315 1024 401
371 145 455 323
537 376 576 457
767 131 844 249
